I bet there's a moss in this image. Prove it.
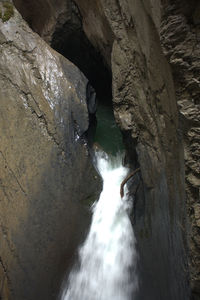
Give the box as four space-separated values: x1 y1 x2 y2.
0 2 14 22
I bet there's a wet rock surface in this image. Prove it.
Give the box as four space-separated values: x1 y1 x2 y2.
161 1 200 297
73 1 190 299
0 7 101 300
13 0 112 101
1 0 200 299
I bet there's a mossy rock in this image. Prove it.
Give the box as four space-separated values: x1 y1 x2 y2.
0 2 14 22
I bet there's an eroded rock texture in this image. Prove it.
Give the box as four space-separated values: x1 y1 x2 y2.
13 0 69 43
13 0 112 101
2 0 199 299
0 5 101 300
161 1 200 298
73 1 190 299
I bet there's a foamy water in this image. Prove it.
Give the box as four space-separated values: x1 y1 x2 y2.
60 151 138 300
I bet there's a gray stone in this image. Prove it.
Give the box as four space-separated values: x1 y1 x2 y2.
2 0 200 299
0 7 101 300
72 0 190 299
161 1 200 296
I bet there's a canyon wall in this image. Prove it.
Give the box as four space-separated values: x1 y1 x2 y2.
72 0 190 299
72 1 199 298
160 1 200 297
1 0 200 299
0 4 101 300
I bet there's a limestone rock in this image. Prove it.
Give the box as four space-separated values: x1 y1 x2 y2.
16 0 193 298
161 1 200 297
0 7 101 300
2 0 200 299
72 1 190 299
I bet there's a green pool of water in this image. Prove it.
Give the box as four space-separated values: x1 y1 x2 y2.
94 102 124 156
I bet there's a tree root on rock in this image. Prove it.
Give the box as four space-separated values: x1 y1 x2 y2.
120 168 140 198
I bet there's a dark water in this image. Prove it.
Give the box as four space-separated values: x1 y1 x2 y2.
94 102 123 155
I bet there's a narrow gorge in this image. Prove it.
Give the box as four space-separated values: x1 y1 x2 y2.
0 0 199 300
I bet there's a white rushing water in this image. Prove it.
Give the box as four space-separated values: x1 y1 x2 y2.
61 151 138 300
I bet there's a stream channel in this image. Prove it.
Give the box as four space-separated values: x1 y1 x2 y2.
60 101 138 300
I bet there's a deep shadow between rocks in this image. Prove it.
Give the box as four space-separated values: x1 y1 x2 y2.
51 16 112 103
13 0 112 102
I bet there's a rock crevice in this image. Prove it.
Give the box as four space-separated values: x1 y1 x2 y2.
1 0 199 299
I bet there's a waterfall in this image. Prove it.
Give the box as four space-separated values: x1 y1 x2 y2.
60 151 138 300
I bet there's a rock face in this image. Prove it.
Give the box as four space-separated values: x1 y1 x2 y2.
72 1 190 299
13 0 112 101
1 0 199 299
160 1 200 298
0 5 101 300
13 0 69 43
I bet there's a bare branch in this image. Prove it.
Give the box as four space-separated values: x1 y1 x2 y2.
120 168 140 198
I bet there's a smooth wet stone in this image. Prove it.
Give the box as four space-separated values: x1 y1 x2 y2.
0 8 101 300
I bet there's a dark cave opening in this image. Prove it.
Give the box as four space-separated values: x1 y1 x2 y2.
49 9 123 154
51 19 112 103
